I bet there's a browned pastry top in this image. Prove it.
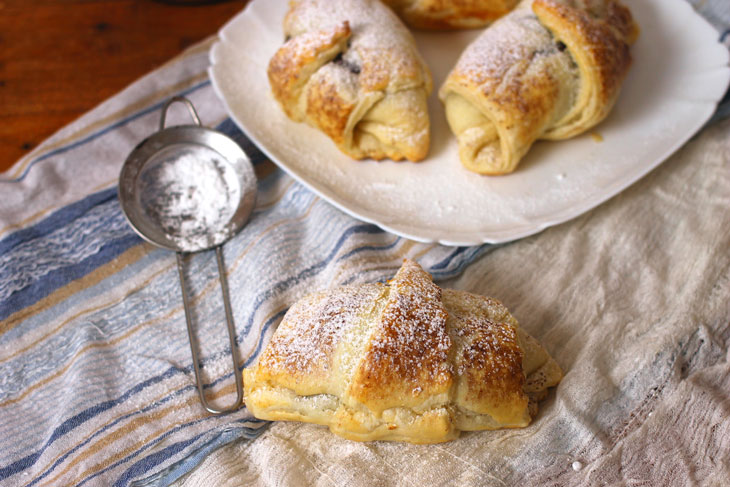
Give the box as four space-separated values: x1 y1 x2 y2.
383 0 520 29
534 0 638 135
266 0 432 161
349 260 453 412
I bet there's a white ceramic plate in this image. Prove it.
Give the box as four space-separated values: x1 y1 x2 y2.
209 0 729 246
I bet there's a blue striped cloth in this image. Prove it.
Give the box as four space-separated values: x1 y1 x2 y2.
1 2 728 485
0 41 493 487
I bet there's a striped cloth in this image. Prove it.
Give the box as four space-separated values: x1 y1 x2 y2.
0 36 492 487
1 2 728 486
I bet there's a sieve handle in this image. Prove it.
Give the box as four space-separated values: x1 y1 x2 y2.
176 247 244 415
159 96 202 131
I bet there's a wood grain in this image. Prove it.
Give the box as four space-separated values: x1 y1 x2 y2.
0 0 249 173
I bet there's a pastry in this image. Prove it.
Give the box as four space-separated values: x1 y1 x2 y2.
381 0 519 29
267 0 433 162
439 0 638 174
243 259 562 443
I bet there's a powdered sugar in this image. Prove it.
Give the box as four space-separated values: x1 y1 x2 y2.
260 284 383 377
285 0 415 58
454 7 574 89
138 144 241 252
358 260 452 390
283 0 429 96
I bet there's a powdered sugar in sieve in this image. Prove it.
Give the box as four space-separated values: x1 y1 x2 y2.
137 143 242 252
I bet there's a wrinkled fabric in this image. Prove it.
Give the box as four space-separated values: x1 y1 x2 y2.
175 115 730 487
0 38 490 487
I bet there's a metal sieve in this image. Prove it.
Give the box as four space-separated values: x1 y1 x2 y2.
119 96 256 414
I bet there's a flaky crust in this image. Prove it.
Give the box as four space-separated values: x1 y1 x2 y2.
267 0 432 161
438 0 637 174
382 0 519 29
243 259 562 443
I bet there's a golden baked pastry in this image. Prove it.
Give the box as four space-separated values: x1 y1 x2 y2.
244 259 562 443
439 0 638 174
381 0 519 29
267 0 432 162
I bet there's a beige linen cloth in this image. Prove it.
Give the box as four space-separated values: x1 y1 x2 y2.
173 116 730 485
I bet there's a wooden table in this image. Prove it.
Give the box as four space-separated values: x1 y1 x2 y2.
0 0 250 173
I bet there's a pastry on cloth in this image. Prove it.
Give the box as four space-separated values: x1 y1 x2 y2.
381 0 519 29
439 0 638 175
267 0 433 162
243 259 562 444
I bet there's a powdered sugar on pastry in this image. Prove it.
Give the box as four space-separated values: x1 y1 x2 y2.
285 0 427 88
268 0 432 161
256 284 383 379
438 0 636 174
358 260 451 383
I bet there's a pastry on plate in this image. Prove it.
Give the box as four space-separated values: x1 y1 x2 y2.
267 0 432 162
381 0 519 29
243 259 562 444
439 0 638 175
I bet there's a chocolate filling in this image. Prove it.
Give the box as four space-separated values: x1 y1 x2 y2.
332 52 361 74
